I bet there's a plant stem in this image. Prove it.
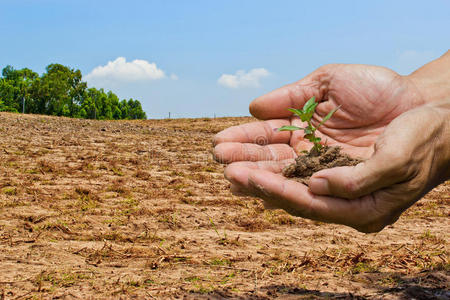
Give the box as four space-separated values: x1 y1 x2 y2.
306 120 321 152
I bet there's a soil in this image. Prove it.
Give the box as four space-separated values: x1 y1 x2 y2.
0 112 448 299
283 146 362 184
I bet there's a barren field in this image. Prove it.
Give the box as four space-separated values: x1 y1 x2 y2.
0 112 448 299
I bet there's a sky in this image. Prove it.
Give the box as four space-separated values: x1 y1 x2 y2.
1 1 449 119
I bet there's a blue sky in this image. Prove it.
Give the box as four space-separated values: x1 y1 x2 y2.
1 1 449 118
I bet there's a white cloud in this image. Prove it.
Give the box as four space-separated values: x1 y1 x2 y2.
217 68 270 89
170 74 178 80
85 57 175 86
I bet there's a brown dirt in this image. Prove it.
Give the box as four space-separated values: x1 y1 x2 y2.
0 112 448 299
283 146 362 185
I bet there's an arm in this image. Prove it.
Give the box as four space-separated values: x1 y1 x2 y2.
407 50 450 104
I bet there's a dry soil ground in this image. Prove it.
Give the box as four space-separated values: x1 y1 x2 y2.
0 112 448 299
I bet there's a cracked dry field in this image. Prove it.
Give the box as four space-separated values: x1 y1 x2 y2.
0 112 448 299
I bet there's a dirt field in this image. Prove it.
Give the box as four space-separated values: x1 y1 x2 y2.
0 112 448 299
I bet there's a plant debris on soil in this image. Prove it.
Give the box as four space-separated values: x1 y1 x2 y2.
283 146 362 185
0 112 448 299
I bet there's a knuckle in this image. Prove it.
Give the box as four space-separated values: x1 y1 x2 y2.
330 166 369 199
333 173 363 199
341 180 361 199
316 63 337 72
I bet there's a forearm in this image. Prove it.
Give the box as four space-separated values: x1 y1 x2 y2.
407 50 450 104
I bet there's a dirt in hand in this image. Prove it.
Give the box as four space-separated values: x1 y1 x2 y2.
282 146 362 184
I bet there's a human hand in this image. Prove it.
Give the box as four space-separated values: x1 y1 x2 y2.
214 64 425 163
220 100 450 233
213 61 450 233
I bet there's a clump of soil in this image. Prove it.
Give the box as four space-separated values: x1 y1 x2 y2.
282 146 362 185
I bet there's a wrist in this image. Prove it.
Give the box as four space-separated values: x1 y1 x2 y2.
440 101 450 181
405 50 450 104
428 99 450 182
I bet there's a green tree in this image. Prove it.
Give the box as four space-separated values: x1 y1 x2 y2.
0 78 18 112
78 108 87 119
0 63 146 120
34 64 86 116
127 98 147 119
119 99 129 119
1 66 38 113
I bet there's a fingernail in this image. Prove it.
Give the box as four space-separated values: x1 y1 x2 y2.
309 177 330 195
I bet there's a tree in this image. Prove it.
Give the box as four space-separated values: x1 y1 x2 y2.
0 78 18 112
0 63 147 120
0 66 38 113
34 64 86 116
119 99 129 119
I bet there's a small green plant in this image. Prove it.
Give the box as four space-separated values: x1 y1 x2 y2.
277 96 340 153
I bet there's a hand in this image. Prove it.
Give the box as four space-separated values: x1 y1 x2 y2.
214 64 425 163
219 100 450 233
213 62 448 233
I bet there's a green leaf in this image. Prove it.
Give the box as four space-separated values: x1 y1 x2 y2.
287 108 304 117
303 126 315 135
300 111 315 122
307 102 318 114
277 125 304 131
302 96 317 113
318 105 341 128
304 134 315 142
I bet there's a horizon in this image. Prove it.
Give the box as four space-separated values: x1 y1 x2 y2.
1 0 449 119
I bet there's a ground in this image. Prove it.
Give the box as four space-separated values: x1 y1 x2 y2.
0 112 448 300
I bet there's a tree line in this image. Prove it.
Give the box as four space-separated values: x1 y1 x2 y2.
0 64 147 120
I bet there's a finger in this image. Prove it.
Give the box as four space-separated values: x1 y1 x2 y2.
249 72 324 120
246 169 376 228
214 143 296 163
314 100 353 129
230 184 250 196
224 160 294 186
263 201 278 210
308 109 425 199
230 184 287 210
225 160 295 198
213 119 291 146
308 163 390 199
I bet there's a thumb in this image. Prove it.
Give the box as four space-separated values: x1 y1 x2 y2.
308 153 404 199
308 102 443 199
249 69 327 120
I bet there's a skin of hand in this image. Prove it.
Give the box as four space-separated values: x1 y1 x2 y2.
218 100 450 233
214 63 427 164
213 51 450 233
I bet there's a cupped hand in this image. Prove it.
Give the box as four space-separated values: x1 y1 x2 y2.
214 64 425 163
212 64 448 233
221 100 450 233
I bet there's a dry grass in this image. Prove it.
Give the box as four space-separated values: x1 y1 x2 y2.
0 112 448 299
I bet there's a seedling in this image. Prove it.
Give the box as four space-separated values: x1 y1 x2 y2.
277 96 340 153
